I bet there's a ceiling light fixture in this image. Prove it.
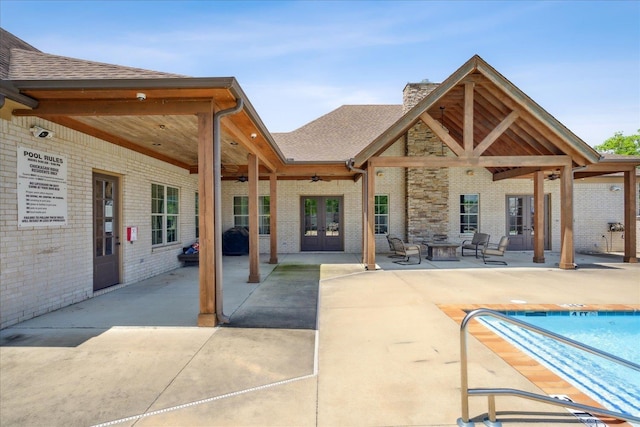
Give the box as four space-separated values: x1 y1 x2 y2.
136 92 146 101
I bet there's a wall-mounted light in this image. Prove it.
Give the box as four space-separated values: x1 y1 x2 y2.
136 92 146 101
466 170 474 176
376 170 384 177
610 186 622 192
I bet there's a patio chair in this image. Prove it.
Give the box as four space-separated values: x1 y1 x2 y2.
386 234 404 258
461 232 490 258
387 236 422 265
481 236 510 265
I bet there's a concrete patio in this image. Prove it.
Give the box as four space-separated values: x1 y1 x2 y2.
1 251 638 426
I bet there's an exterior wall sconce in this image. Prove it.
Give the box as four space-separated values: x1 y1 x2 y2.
376 170 384 177
609 186 621 192
466 170 474 176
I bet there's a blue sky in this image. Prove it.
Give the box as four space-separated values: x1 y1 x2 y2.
1 0 638 146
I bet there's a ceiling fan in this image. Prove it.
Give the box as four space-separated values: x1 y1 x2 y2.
546 170 560 181
237 175 248 183
310 174 330 183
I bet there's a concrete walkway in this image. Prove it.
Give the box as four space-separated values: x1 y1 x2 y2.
1 251 638 426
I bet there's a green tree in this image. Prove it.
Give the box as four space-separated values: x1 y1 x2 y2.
594 130 640 156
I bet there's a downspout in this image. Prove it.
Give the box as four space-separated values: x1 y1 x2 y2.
346 158 367 176
214 98 244 324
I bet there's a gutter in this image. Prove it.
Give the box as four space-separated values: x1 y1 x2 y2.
214 98 244 324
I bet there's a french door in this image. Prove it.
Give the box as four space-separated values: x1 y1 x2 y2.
506 194 550 251
300 196 344 251
93 173 120 291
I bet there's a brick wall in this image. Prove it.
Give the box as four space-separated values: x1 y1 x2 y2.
1 116 198 328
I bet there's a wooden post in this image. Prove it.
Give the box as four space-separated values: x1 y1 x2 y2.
533 170 545 263
361 173 368 265
197 111 216 326
366 163 376 270
623 169 638 263
558 165 575 269
463 82 474 156
248 153 260 282
269 172 278 264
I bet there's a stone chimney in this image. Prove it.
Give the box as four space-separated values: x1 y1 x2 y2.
403 80 449 243
402 81 440 113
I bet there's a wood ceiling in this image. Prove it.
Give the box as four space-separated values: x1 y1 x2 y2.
13 84 286 178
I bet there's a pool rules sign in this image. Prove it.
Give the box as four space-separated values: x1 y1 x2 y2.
17 147 68 227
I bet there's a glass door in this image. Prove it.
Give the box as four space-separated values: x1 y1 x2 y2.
301 196 344 251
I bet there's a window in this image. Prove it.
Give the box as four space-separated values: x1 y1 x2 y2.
233 196 270 234
152 183 179 245
459 194 479 233
195 192 199 238
374 194 389 235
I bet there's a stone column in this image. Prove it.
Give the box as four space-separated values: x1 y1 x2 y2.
403 82 450 243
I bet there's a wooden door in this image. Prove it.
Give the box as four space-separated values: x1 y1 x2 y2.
301 196 344 251
93 173 120 291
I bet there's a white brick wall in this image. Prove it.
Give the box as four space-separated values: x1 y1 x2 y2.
1 117 198 328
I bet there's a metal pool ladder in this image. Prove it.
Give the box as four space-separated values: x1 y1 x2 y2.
458 308 640 427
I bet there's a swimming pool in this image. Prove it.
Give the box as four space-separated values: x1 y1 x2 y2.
478 311 640 422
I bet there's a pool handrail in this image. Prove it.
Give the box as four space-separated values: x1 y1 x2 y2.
458 308 640 427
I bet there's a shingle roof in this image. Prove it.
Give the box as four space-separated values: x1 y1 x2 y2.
1 28 40 79
273 105 403 162
8 48 186 80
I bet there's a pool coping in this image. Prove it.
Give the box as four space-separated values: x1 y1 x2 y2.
438 303 639 427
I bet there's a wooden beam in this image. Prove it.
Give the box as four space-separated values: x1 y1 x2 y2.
492 166 541 181
275 163 352 177
558 166 575 269
221 118 277 172
623 170 638 263
533 171 545 263
473 110 519 156
369 155 572 168
247 153 260 283
464 82 474 155
269 173 279 264
197 112 217 326
14 99 214 116
419 112 465 157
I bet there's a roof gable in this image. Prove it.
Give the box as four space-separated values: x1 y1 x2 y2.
353 55 602 172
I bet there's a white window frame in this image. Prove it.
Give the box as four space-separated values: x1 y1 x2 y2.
459 194 479 234
374 194 389 235
152 183 180 246
233 195 270 235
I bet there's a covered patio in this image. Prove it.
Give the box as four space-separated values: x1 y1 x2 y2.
8 52 638 330
349 55 638 271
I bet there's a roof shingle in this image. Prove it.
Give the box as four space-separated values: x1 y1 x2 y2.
273 105 402 162
8 48 186 80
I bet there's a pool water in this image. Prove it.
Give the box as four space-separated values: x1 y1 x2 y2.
478 311 640 421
